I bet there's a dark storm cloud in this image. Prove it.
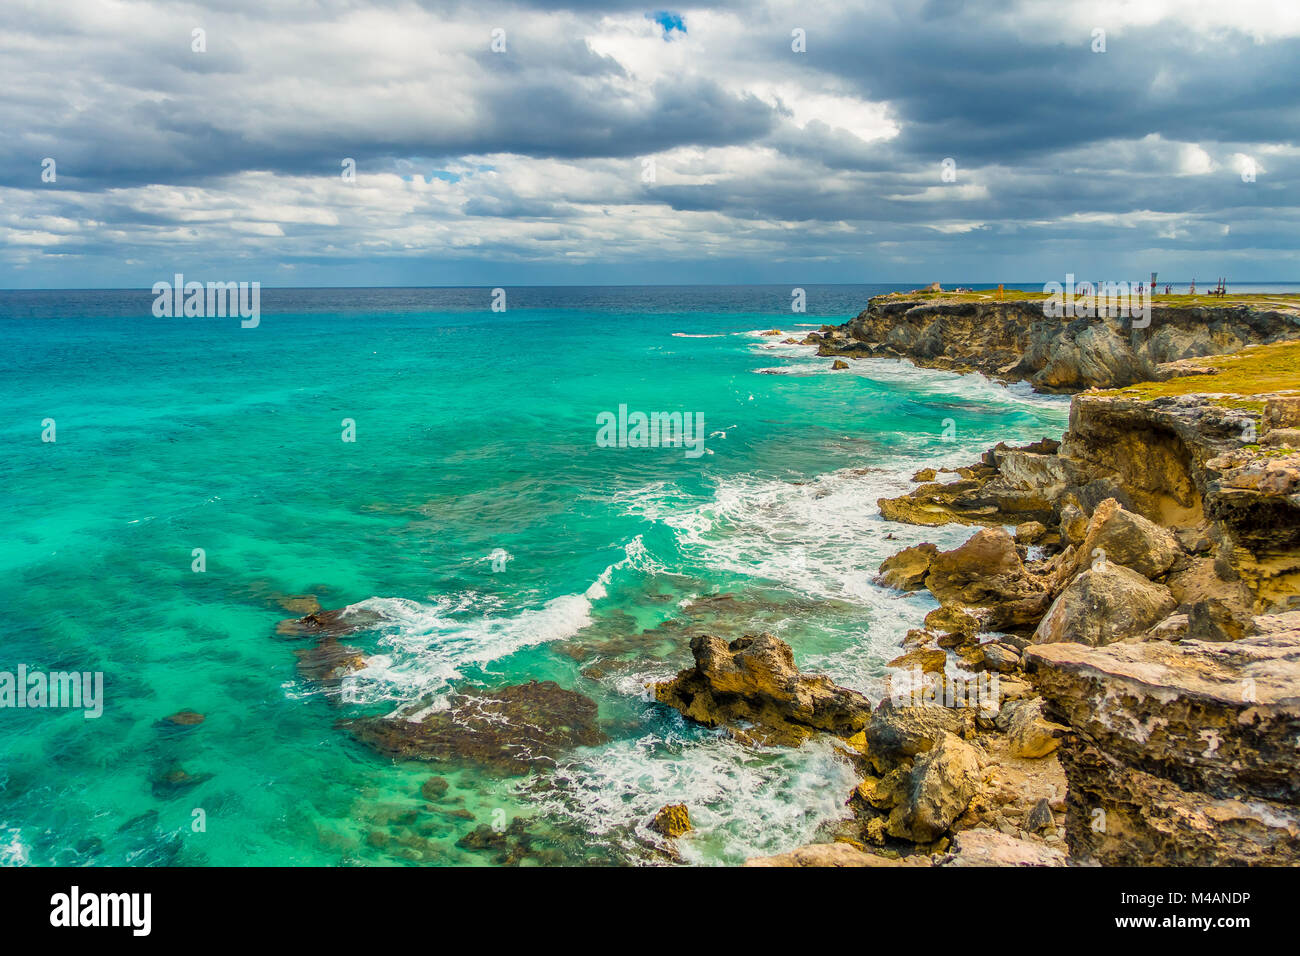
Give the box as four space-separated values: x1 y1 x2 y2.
2 0 1297 286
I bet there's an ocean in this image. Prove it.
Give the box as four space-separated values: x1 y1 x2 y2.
0 284 1076 866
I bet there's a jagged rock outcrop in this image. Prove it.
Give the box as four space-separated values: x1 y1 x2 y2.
816 295 1300 393
881 391 1300 620
876 542 937 590
923 527 1051 633
887 732 984 842
861 698 975 770
1072 497 1182 579
878 439 1069 529
1060 393 1300 615
648 804 692 838
652 633 872 746
1026 626 1300 864
862 328 1300 866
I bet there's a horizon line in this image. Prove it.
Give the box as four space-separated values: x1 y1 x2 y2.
4 280 1298 293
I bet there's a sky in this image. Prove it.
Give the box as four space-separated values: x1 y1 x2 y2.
2 0 1298 288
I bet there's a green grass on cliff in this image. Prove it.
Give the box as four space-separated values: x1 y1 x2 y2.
1103 340 1300 403
873 290 1300 311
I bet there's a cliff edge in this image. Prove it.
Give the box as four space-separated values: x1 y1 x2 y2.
814 291 1300 392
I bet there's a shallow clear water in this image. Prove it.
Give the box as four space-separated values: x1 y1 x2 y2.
0 284 1070 866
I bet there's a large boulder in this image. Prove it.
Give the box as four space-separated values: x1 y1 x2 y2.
653 633 871 746
648 804 692 838
924 528 1051 632
1031 564 1177 647
862 697 975 770
1073 497 1182 580
885 732 983 843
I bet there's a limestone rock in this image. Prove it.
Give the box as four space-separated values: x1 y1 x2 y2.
1027 632 1300 803
876 542 938 591
1059 503 1088 547
978 641 1021 674
743 842 929 867
818 295 1300 393
863 698 974 768
885 732 982 843
1028 627 1300 865
1185 598 1248 642
941 828 1066 866
831 359 850 370
1014 520 1047 545
1056 740 1300 865
925 528 1051 632
924 604 981 639
1074 497 1182 580
1004 698 1066 758
652 633 871 746
1023 797 1055 833
887 647 947 673
1031 564 1177 647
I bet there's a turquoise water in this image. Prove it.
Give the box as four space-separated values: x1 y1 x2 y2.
0 285 1069 866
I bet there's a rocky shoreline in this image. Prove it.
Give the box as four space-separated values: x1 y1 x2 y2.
272 293 1300 866
659 295 1300 866
810 291 1300 393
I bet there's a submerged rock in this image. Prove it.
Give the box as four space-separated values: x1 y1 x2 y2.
151 763 213 799
652 633 871 746
277 605 387 639
347 680 607 775
294 635 367 683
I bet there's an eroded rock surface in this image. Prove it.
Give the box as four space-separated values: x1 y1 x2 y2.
1032 564 1177 647
1027 630 1300 864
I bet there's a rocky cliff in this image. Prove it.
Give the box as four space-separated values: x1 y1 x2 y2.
654 327 1300 866
864 341 1300 865
814 294 1300 392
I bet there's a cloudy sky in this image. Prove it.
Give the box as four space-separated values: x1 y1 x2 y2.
3 0 1298 287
